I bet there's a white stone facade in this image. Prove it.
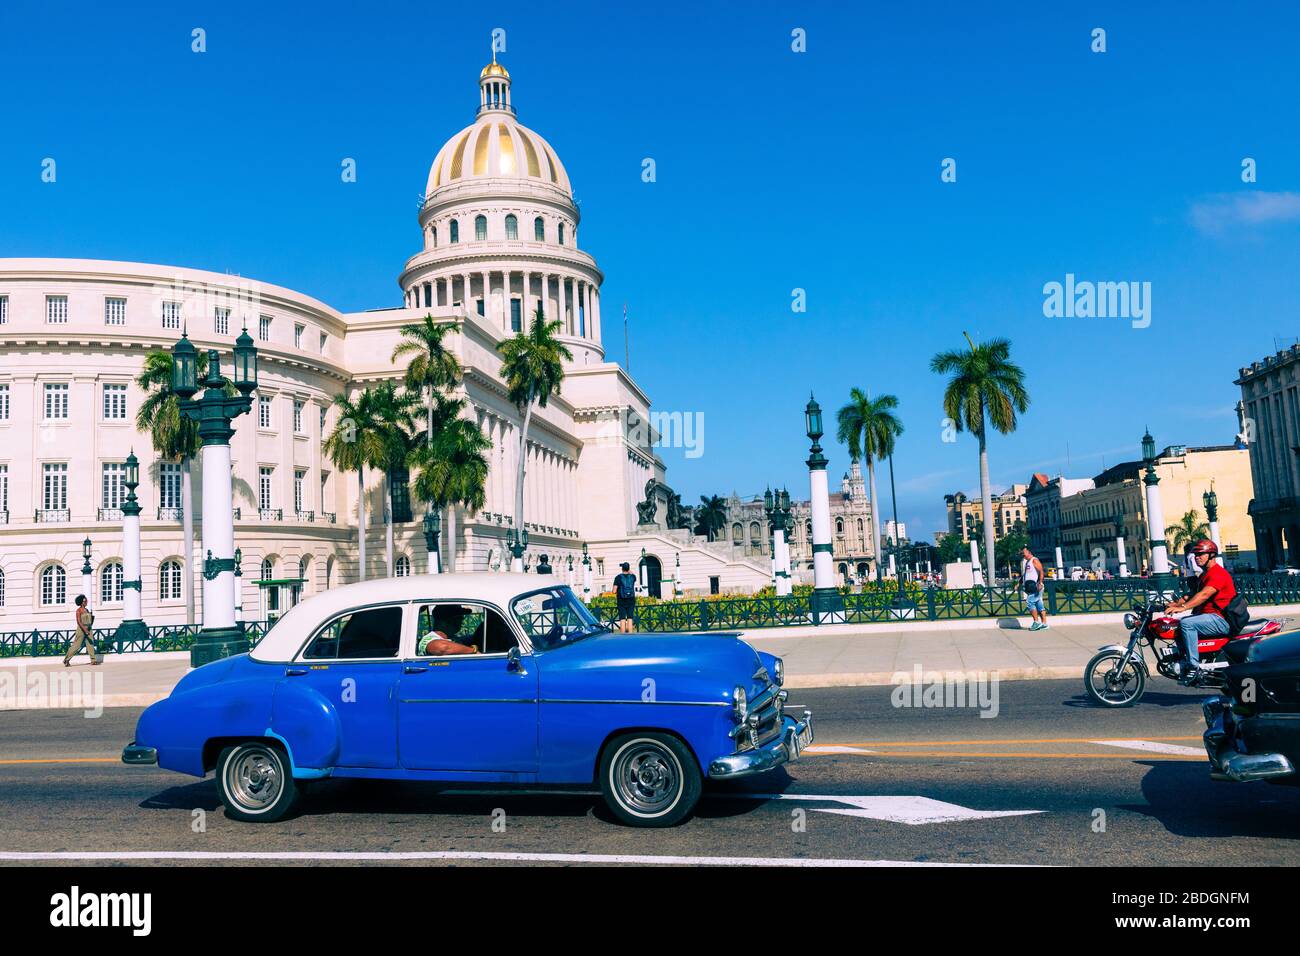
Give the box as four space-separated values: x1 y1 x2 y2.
0 59 769 632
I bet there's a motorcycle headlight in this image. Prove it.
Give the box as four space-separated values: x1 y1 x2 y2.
773 658 785 686
1123 612 1139 630
732 686 748 722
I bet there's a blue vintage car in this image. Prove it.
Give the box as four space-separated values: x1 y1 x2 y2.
123 573 812 826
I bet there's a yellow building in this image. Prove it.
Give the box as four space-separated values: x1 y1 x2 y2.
945 484 1028 544
1059 444 1254 572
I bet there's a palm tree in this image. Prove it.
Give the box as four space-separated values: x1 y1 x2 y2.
497 304 572 569
392 315 465 567
694 495 728 542
323 388 389 582
136 349 208 625
931 333 1029 584
369 382 421 576
836 389 903 581
1167 509 1210 555
411 396 491 570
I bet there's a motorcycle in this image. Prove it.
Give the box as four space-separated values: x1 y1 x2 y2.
1083 596 1283 707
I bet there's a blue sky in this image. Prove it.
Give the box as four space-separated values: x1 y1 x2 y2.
3 1 1299 537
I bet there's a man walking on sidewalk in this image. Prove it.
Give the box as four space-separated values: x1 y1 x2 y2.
1021 546 1048 631
63 594 102 666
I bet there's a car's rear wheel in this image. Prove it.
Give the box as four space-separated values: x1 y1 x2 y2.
599 732 701 827
216 741 299 823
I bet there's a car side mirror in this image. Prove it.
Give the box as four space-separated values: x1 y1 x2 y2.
507 646 526 674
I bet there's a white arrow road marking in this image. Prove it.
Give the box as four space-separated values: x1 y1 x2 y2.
731 793 1043 825
1090 739 1206 757
803 745 878 754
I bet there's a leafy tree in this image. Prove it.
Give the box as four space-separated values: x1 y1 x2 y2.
836 389 903 580
936 533 966 565
497 304 571 568
1166 509 1210 555
995 520 1029 580
323 388 390 582
369 382 421 575
694 495 728 542
411 394 490 569
931 333 1029 583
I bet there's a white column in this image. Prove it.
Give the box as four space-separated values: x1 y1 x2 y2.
809 468 834 590
522 270 531 325
592 287 602 342
1144 477 1170 576
123 513 143 624
773 529 791 596
584 283 592 338
969 538 984 586
1116 534 1130 577
560 276 570 334
543 274 552 321
202 443 237 631
1055 545 1065 578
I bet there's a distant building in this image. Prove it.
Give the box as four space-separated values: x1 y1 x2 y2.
945 484 1028 544
1025 472 1095 557
1057 445 1254 573
1237 347 1300 568
884 520 906 544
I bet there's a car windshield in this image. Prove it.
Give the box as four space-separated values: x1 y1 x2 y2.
511 586 609 651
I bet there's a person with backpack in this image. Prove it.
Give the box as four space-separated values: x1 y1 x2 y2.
1020 545 1048 631
1165 539 1248 680
613 562 639 633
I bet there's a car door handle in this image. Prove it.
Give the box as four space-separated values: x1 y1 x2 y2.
285 667 308 677
404 665 428 674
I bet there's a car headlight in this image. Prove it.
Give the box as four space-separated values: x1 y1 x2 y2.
732 686 748 722
773 658 785 686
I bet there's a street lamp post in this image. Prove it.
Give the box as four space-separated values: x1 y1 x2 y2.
114 451 147 651
674 551 683 598
1114 513 1130 578
885 451 913 614
764 486 794 597
581 542 592 601
805 395 842 622
172 330 258 667
81 537 93 610
422 509 442 574
566 554 574 588
1141 429 1174 592
1204 485 1222 559
509 528 528 573
234 548 244 625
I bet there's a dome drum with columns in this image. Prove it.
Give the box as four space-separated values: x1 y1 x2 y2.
0 56 771 631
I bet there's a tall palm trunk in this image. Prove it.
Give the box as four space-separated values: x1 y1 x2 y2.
978 422 995 586
444 504 456 572
513 391 534 571
384 473 394 576
356 468 367 582
866 456 882 581
181 457 195 625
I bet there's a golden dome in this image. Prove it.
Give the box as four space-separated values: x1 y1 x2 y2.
480 62 510 80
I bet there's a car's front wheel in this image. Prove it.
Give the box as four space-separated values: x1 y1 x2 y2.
216 741 299 822
599 732 701 827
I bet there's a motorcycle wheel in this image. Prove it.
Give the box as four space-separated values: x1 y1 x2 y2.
1084 650 1146 707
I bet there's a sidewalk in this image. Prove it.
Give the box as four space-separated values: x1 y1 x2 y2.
4 605 1298 707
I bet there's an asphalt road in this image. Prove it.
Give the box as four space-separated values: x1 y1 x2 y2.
3 678 1299 866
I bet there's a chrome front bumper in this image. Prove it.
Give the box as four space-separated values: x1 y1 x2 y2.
121 742 157 765
1203 699 1296 783
709 714 813 778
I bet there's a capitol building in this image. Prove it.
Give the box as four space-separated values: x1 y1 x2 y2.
0 58 770 631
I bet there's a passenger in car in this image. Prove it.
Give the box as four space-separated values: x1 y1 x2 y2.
417 605 479 656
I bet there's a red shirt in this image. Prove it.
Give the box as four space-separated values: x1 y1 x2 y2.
1198 563 1236 617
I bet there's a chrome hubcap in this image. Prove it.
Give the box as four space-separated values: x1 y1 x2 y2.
613 742 681 815
227 747 282 810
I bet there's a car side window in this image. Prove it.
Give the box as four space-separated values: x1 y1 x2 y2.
303 605 404 660
415 603 518 656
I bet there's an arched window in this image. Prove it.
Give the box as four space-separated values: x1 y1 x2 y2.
475 215 487 241
40 564 66 606
449 220 459 243
806 520 813 538
731 522 743 544
395 555 411 577
505 215 518 240
857 518 864 537
299 556 310 591
100 562 123 604
159 560 182 601
430 225 437 247
534 216 545 241
0 567 5 607
261 557 274 580
749 521 761 544
836 518 844 535
558 222 565 245
325 555 335 590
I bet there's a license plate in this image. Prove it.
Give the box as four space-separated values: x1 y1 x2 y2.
793 724 813 755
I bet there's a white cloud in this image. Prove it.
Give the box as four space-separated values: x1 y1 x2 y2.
1190 192 1300 235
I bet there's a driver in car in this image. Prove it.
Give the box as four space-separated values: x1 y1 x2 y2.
417 605 479 656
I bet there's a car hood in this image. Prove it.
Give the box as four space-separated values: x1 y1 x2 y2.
537 631 765 703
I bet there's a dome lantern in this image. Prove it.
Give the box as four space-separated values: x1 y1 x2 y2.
479 51 513 116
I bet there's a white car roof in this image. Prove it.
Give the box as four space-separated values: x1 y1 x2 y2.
249 573 565 662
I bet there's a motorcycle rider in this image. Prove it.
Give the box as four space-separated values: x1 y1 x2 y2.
1164 539 1235 681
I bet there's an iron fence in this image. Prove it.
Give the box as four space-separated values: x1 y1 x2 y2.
0 620 274 658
